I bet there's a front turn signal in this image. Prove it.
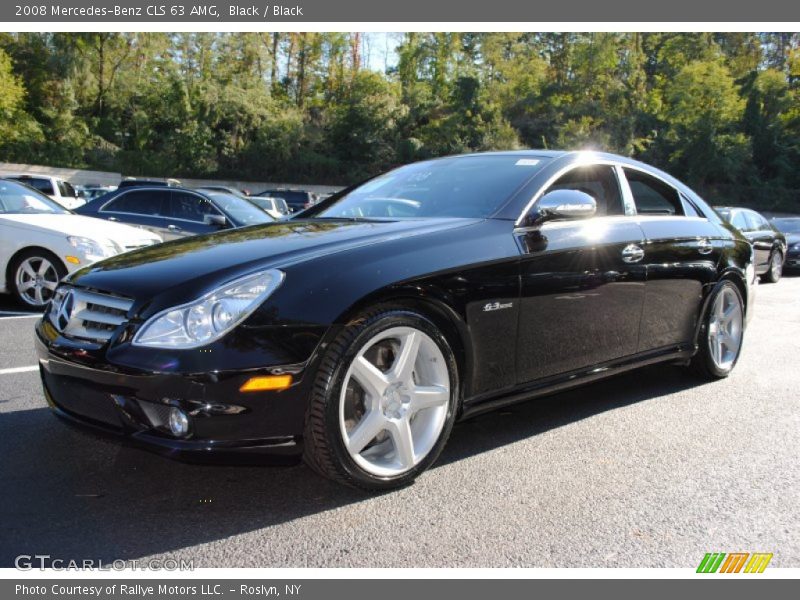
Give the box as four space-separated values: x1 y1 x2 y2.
239 374 293 393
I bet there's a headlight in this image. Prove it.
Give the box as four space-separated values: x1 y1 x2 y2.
132 269 284 349
67 236 118 261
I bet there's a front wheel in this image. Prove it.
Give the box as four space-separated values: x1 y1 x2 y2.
690 281 745 379
10 250 66 308
761 250 783 284
303 309 459 490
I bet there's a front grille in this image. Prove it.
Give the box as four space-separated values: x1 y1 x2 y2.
50 286 133 343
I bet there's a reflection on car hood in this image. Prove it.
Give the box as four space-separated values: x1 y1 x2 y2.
0 213 161 243
68 218 479 302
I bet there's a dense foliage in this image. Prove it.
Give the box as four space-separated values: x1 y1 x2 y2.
1 33 799 209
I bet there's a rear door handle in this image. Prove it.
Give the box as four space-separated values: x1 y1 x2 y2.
621 243 645 263
698 238 713 254
107 216 118 221
167 224 181 231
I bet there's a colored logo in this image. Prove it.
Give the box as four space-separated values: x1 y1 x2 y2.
697 552 773 573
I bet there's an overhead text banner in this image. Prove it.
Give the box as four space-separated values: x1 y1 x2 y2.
2 0 800 23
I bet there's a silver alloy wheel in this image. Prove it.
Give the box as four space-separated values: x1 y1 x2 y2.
15 256 59 307
707 286 743 372
339 326 451 477
771 252 783 280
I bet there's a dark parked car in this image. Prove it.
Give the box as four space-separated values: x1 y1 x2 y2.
76 186 274 240
714 207 786 283
771 217 800 270
256 188 318 213
37 151 755 490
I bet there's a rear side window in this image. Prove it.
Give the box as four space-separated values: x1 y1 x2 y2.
103 190 169 216
680 194 701 217
730 211 748 230
168 191 222 222
745 211 769 231
546 165 624 216
624 168 683 216
16 177 54 196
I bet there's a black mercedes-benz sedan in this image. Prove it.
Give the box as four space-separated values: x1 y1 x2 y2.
36 151 756 490
714 206 786 283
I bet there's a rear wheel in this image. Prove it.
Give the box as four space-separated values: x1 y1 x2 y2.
690 281 745 379
10 250 66 308
303 309 459 490
761 250 783 284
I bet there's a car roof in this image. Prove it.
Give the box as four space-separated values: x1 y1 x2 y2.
6 173 58 181
84 185 211 206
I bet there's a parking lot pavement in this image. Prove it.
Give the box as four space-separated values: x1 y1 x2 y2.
1 277 799 569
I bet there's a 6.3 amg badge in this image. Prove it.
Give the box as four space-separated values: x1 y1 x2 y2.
483 301 513 312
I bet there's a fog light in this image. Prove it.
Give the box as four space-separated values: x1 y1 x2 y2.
168 407 190 437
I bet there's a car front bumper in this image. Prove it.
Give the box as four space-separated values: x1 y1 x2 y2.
35 319 325 462
786 249 800 269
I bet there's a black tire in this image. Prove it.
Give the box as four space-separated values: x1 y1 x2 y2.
8 248 67 308
689 281 745 380
761 250 783 284
303 307 459 491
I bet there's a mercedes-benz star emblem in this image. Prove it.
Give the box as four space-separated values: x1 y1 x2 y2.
55 291 75 332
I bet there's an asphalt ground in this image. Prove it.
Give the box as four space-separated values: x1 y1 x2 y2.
0 276 798 568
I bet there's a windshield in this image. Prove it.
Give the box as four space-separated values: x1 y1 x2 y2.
315 155 549 219
207 193 274 225
0 180 69 214
772 218 800 234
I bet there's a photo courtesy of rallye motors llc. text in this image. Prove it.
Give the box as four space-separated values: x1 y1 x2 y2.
15 584 303 597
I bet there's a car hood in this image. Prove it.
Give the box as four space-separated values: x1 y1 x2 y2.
0 213 160 243
68 218 480 306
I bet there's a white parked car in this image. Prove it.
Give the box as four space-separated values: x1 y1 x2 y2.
246 195 291 219
5 174 86 210
0 179 162 307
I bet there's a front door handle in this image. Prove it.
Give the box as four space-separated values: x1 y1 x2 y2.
621 243 645 263
698 238 713 255
167 224 181 231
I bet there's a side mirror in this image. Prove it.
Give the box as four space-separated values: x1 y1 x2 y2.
532 189 597 225
204 214 228 228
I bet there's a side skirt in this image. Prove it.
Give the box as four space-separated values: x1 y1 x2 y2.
459 344 694 420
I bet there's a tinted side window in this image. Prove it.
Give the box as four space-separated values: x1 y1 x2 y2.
546 165 624 216
168 192 222 222
680 194 701 217
104 190 168 215
731 211 749 230
624 168 683 216
746 211 769 231
23 178 55 195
